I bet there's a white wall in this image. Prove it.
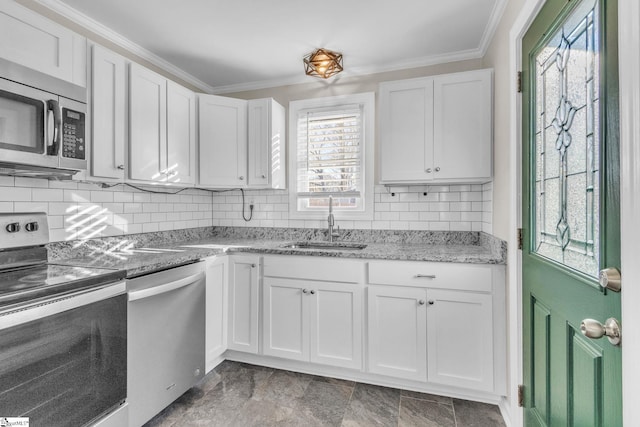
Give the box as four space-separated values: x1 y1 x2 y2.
0 176 212 241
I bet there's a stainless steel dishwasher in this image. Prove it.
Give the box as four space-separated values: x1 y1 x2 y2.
127 261 205 427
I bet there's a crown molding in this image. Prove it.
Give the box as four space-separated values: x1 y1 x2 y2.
31 0 501 96
32 0 217 93
212 47 484 94
478 0 509 57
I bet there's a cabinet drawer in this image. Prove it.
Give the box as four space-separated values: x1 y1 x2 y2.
263 256 365 283
368 260 492 292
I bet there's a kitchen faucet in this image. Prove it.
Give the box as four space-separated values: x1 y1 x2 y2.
327 196 340 242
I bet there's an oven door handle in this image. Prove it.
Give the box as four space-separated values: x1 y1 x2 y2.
0 281 126 330
128 272 204 302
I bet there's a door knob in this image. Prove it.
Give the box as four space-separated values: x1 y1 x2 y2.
599 267 621 292
580 318 621 346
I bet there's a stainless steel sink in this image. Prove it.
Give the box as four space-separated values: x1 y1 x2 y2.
281 241 367 250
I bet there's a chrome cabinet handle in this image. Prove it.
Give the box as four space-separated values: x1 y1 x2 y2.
310 290 316 295
599 267 621 292
418 300 425 305
435 167 441 172
414 274 436 279
261 174 266 178
428 300 434 305
239 176 245 180
302 289 309 294
117 164 125 170
426 168 432 173
251 263 256 268
581 318 621 346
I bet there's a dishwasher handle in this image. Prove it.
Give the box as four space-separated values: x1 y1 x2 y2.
128 272 204 302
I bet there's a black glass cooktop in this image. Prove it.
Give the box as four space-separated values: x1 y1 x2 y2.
0 263 126 312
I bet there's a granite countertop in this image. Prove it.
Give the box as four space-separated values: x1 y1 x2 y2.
50 227 506 278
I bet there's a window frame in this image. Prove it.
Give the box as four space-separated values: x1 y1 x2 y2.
288 92 375 220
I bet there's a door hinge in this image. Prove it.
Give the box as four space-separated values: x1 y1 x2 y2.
517 71 523 93
517 228 524 250
518 384 525 407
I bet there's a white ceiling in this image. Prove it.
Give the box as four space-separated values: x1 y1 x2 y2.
50 0 506 93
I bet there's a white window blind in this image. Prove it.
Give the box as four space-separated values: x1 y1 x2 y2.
296 105 363 208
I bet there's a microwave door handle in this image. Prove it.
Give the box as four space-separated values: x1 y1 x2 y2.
46 99 61 155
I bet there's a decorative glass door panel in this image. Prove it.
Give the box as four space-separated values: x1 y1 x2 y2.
532 0 600 277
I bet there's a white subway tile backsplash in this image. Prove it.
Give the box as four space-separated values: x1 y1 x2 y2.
15 177 49 188
0 179 213 241
114 192 134 203
0 187 32 201
0 175 492 240
90 191 113 203
32 188 63 201
439 192 461 202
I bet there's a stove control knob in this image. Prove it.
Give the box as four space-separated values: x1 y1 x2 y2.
25 222 39 232
6 222 20 233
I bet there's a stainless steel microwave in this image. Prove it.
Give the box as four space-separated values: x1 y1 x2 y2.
0 58 87 178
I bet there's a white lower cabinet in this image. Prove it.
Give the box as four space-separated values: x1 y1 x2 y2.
262 278 362 369
205 254 505 400
426 289 494 391
227 255 260 353
367 286 428 381
366 260 505 394
205 256 227 372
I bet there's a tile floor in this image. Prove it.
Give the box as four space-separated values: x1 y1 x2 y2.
144 361 506 427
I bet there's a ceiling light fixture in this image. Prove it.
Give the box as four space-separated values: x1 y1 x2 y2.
303 48 343 79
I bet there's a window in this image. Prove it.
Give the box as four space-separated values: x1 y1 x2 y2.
288 92 375 220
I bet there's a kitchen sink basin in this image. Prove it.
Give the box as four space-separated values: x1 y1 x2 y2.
281 241 367 250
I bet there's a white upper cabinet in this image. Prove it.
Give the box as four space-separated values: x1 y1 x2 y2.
433 70 493 181
247 98 286 189
379 78 434 182
198 94 248 188
90 44 127 181
380 69 493 184
129 63 167 182
167 81 196 185
0 1 86 86
129 63 195 184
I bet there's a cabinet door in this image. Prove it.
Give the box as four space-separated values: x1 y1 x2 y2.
0 2 82 84
205 257 227 372
90 45 126 180
426 289 494 391
129 64 167 182
433 69 492 181
309 282 362 369
247 98 270 187
227 255 259 353
167 81 196 185
379 78 434 183
367 286 427 381
262 278 308 361
198 94 247 187
247 98 286 189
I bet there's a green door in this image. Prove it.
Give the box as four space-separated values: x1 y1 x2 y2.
522 0 621 425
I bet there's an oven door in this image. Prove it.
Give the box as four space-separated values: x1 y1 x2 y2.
0 78 60 169
0 282 127 427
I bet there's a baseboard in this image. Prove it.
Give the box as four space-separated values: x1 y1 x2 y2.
498 396 513 427
224 350 505 405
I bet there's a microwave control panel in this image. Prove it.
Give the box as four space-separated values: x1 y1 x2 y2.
61 108 86 160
